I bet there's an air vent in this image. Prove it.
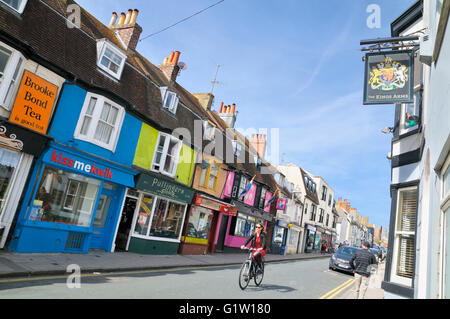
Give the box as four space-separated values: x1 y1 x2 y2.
65 232 86 251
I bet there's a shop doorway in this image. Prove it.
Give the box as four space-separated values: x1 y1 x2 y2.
215 214 229 252
90 183 122 251
114 196 138 251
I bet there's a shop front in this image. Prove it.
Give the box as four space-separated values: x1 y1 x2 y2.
304 224 316 253
123 173 195 255
8 142 137 253
314 226 324 252
271 219 289 255
0 118 50 249
217 200 273 253
178 193 238 255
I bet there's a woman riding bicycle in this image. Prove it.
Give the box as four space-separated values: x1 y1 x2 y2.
240 223 267 272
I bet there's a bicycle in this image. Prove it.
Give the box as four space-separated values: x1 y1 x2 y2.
238 248 265 290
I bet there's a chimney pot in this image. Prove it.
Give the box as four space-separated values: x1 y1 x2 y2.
219 102 224 113
124 9 133 25
130 9 139 25
109 12 118 27
173 51 181 65
118 12 126 26
169 52 175 63
231 104 236 114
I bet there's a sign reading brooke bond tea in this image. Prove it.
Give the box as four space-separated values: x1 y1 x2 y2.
363 50 414 105
10 70 58 134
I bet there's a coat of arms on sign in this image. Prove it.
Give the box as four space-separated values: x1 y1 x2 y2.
369 56 408 91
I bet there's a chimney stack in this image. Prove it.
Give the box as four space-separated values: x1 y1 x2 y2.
218 102 237 128
109 9 143 51
158 51 182 83
192 93 215 111
250 134 267 159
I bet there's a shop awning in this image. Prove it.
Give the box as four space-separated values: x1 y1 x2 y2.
193 194 238 216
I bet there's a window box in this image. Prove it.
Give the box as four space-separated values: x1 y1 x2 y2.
96 39 127 80
0 0 28 13
74 93 125 152
159 87 179 115
151 133 182 178
0 43 24 110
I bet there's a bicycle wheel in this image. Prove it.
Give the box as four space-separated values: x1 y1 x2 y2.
254 262 264 286
239 261 251 290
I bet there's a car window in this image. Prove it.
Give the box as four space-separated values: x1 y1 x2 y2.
339 247 358 255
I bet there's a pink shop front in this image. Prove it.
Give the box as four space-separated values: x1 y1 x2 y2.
214 200 273 253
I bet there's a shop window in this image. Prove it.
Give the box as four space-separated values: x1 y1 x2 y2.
391 187 417 287
0 148 21 216
151 133 182 178
96 39 126 80
0 43 24 110
0 0 28 13
400 91 421 135
159 87 179 115
75 93 125 152
28 166 101 227
133 194 155 236
185 206 213 239
233 213 261 238
149 198 186 239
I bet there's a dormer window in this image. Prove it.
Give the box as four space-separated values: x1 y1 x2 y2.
160 87 179 115
96 39 126 80
0 0 28 13
232 140 243 157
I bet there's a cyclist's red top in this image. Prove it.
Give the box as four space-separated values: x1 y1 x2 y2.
252 234 267 258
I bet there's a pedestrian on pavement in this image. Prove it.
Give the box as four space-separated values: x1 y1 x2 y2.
241 223 267 273
349 241 377 299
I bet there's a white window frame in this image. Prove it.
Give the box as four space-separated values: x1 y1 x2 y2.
150 132 182 178
399 91 421 136
0 42 25 111
159 87 179 115
391 186 417 287
203 120 215 141
0 0 28 13
74 92 125 152
440 153 450 298
96 39 127 80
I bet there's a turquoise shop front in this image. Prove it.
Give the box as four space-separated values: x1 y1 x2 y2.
125 173 195 255
8 143 137 253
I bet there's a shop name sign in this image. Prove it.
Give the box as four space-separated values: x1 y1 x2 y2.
136 174 194 203
10 71 58 134
194 195 238 216
363 50 414 105
49 150 113 179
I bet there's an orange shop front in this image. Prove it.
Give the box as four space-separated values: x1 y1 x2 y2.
179 194 237 255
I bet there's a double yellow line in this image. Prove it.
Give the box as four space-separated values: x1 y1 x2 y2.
319 278 354 299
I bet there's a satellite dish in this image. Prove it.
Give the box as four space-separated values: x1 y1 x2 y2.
178 62 188 70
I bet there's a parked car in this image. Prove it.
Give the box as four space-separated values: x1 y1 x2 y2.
329 246 360 273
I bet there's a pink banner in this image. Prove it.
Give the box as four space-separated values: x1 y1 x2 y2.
276 198 287 210
243 183 257 206
264 191 273 213
222 171 235 199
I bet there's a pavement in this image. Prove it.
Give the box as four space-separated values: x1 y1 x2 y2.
0 250 386 299
340 260 386 299
0 250 332 279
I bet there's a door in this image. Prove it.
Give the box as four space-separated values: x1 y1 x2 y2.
215 214 229 252
90 182 121 251
115 196 138 251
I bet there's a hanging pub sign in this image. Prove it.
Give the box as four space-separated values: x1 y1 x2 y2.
363 50 414 105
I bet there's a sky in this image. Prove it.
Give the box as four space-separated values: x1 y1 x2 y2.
76 0 418 230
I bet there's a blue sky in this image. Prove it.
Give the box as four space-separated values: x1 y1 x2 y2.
76 0 417 230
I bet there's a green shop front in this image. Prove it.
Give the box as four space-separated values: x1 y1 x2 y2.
122 173 194 255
